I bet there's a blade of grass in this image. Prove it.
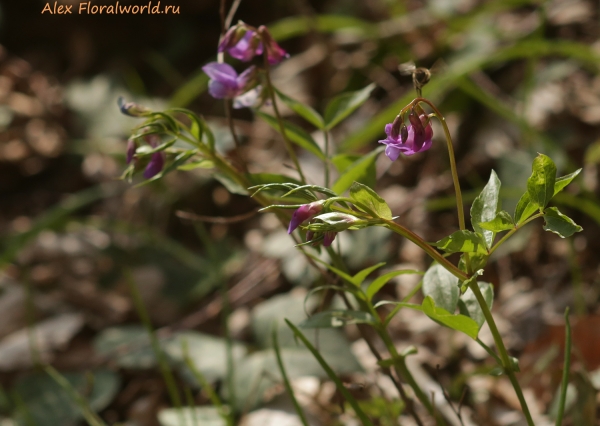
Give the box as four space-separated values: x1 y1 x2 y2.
285 319 374 425
126 271 186 426
554 307 572 426
183 387 200 426
181 339 234 426
272 327 310 426
44 366 107 426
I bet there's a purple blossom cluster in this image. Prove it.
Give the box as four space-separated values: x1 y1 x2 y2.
202 22 288 108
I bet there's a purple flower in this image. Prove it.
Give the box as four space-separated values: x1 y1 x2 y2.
126 139 137 164
144 152 165 179
323 231 337 247
219 22 288 65
223 31 264 62
258 26 289 65
379 114 433 160
287 200 325 234
202 62 256 100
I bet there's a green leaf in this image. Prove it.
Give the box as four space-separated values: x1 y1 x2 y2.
479 210 514 232
514 191 538 224
275 88 325 129
256 111 326 160
14 370 120 426
471 170 501 248
349 182 392 220
421 296 480 339
332 147 383 194
543 207 583 238
177 159 214 170
527 154 557 210
324 83 376 130
332 153 361 173
351 262 386 287
366 270 423 302
514 168 582 224
554 169 582 195
457 282 494 329
268 14 377 42
422 264 460 313
299 310 376 328
433 230 489 255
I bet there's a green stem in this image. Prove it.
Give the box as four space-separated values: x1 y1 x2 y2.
488 213 543 256
324 130 330 187
555 307 572 426
262 57 306 184
468 282 534 426
381 218 467 280
404 98 466 231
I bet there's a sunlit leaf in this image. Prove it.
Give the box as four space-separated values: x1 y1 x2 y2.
422 264 459 313
349 182 392 220
471 170 501 248
527 154 557 210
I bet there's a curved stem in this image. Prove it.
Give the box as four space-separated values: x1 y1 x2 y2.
401 98 466 231
468 282 534 425
262 57 307 184
381 218 467 280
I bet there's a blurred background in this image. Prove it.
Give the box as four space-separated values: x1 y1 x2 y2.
0 0 599 424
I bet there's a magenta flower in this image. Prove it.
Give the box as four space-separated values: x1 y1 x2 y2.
144 152 165 179
202 62 256 100
323 231 337 247
258 26 289 65
219 22 289 65
379 114 433 160
287 201 325 234
220 30 264 62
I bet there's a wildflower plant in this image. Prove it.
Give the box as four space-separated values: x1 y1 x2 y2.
118 11 583 426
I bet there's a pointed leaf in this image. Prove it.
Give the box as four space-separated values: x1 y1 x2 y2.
332 147 383 194
275 88 325 129
256 111 326 160
471 170 501 248
421 296 480 339
527 154 557 210
543 207 583 238
479 211 514 232
514 191 538 224
299 310 376 328
324 83 376 130
458 281 494 329
349 182 392 220
423 264 460 313
433 230 489 255
352 262 386 287
554 169 582 196
367 270 423 302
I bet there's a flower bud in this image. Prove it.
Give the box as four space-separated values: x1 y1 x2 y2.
118 97 152 117
144 152 165 179
287 200 326 234
126 139 137 164
258 26 289 65
323 231 337 247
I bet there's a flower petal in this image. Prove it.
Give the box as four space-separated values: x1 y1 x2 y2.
208 80 237 99
202 62 238 83
144 152 165 179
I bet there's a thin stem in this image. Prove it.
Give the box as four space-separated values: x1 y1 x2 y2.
224 99 248 173
488 213 543 256
475 338 502 366
324 130 330 187
405 98 465 231
555 307 572 426
468 282 534 426
262 56 307 184
381 218 467 280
